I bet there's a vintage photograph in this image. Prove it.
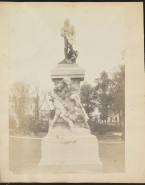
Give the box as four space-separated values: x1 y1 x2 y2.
9 5 125 175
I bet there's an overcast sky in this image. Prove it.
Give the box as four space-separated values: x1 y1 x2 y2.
9 5 125 91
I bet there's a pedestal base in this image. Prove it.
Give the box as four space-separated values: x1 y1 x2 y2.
38 124 103 174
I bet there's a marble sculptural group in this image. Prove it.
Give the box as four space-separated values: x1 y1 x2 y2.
38 19 103 174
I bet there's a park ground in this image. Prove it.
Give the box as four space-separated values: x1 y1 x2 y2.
9 131 125 174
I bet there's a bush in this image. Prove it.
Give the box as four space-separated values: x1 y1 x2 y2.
88 119 96 131
15 115 41 135
107 125 122 132
99 128 107 135
92 122 123 132
40 121 49 132
25 115 41 135
98 124 107 134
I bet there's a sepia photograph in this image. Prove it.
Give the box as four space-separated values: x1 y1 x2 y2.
9 4 125 175
0 2 144 183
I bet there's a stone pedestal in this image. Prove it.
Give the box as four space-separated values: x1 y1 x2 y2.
38 64 103 174
51 63 85 79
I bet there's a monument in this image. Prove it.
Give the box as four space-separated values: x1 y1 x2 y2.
38 19 103 174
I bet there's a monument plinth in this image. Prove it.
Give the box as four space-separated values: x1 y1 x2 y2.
51 64 85 80
38 64 103 174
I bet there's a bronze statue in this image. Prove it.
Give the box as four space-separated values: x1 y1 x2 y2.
59 18 79 64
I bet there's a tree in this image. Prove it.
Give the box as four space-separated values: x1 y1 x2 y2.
31 82 52 133
80 82 97 117
95 71 114 124
111 64 125 125
31 81 41 125
10 80 31 129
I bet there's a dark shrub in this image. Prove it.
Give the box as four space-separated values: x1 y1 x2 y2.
98 127 107 134
40 121 49 132
16 115 41 135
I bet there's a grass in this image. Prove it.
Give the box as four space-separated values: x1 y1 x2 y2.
91 131 124 142
9 132 125 174
9 137 41 175
99 142 125 173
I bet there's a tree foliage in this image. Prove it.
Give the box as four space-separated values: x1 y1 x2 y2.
10 80 31 127
80 82 97 117
111 64 125 123
79 64 125 125
94 64 125 124
31 81 40 125
95 71 114 123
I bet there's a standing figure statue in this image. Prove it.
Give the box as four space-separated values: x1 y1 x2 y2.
59 18 79 64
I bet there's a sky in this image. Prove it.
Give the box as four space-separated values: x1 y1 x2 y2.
9 5 125 92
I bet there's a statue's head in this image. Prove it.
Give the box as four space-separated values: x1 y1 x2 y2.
64 18 70 26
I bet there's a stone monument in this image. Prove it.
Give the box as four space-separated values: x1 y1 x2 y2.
38 19 103 174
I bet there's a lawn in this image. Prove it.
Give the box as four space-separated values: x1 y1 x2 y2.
99 142 125 173
9 132 125 174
